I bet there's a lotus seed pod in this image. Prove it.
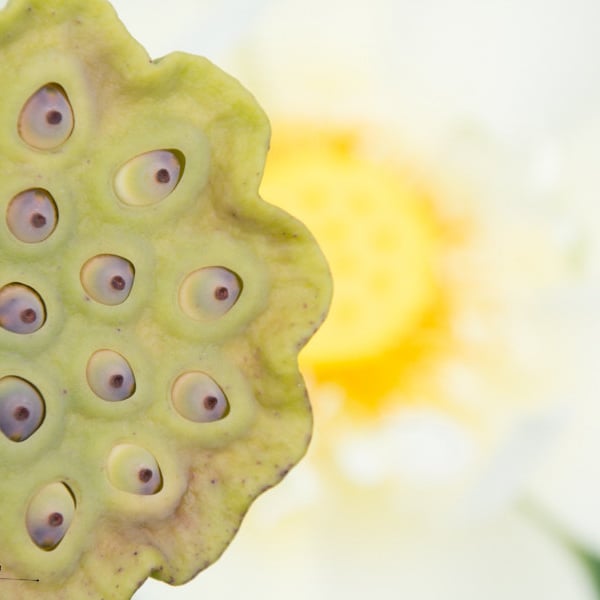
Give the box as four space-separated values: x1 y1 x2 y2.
0 376 45 441
0 0 331 598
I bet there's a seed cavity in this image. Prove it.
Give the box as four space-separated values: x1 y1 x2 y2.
18 83 74 150
0 376 45 442
179 267 242 321
80 254 135 305
7 188 58 243
0 283 46 334
26 482 76 551
114 149 185 206
171 371 229 423
107 444 163 495
86 350 135 402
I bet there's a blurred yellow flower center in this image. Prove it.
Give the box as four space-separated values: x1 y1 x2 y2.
261 125 451 415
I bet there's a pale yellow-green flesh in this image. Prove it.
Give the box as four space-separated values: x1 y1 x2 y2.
0 0 331 598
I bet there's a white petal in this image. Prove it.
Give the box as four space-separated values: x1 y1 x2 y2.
134 483 597 600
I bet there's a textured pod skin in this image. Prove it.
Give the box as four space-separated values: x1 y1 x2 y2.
0 1 331 598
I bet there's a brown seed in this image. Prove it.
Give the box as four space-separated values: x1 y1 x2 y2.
110 276 126 291
13 405 30 421
45 110 63 125
109 374 124 389
214 286 229 301
20 308 37 324
30 212 47 228
47 512 64 527
203 396 218 411
138 469 153 483
155 169 170 184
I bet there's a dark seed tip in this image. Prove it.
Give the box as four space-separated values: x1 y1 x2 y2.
13 406 30 421
110 276 126 291
20 308 37 324
203 396 218 411
45 110 63 125
214 287 229 301
138 469 153 483
48 512 64 527
109 374 124 389
30 213 47 228
155 169 170 184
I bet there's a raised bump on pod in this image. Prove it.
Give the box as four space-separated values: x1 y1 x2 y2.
26 482 76 551
18 83 74 150
114 149 184 206
179 267 242 321
80 254 135 306
0 376 45 442
0 283 46 334
106 444 163 495
7 188 58 243
171 371 229 423
86 350 135 402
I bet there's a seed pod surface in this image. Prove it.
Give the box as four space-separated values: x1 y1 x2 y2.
0 1 331 598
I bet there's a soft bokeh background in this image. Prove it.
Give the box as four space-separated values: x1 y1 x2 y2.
101 1 600 598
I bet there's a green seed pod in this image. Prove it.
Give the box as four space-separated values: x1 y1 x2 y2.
0 0 332 597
